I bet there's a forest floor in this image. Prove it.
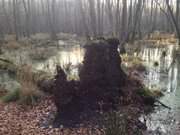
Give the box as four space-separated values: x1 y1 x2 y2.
0 96 103 135
0 95 147 135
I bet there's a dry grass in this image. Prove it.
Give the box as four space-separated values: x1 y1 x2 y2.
31 33 50 40
16 65 44 105
122 55 146 72
0 64 49 105
4 34 16 41
144 32 178 45
149 32 174 40
0 86 8 97
29 47 56 61
4 41 21 50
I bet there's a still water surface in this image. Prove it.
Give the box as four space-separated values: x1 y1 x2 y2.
0 41 180 134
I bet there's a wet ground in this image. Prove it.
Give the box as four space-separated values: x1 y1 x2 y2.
1 39 180 134
137 44 180 135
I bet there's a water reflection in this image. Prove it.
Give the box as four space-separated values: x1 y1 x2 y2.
35 45 84 79
137 45 180 134
138 45 178 92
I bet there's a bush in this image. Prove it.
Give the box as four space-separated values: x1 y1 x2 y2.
0 58 17 74
17 65 44 105
4 41 21 50
137 87 163 99
0 86 8 97
1 65 44 105
1 89 20 103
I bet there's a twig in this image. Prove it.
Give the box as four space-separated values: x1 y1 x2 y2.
155 99 171 110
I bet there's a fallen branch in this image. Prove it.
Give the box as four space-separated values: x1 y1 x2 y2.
155 99 171 110
0 58 13 64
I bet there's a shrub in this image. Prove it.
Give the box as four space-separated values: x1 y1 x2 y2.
1 65 44 105
137 87 163 99
0 86 8 97
16 65 44 105
4 41 21 50
0 59 17 74
1 89 20 103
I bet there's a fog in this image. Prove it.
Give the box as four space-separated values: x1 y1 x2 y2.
0 0 179 42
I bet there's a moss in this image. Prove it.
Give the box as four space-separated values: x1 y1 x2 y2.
137 87 163 99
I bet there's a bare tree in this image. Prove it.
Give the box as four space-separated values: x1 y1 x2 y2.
121 0 128 40
131 0 143 42
0 0 178 43
88 0 97 36
166 0 180 45
13 0 19 40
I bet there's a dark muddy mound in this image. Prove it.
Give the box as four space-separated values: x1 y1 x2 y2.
52 38 144 127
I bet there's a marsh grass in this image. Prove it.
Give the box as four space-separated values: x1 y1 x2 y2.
4 41 21 50
16 65 44 105
0 59 17 73
137 87 163 99
0 86 8 97
1 89 20 103
122 55 146 72
1 65 44 105
29 47 56 61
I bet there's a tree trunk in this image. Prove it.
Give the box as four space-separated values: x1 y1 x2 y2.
166 0 180 45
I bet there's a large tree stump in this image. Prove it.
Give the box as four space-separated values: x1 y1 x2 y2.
53 38 127 126
79 38 126 89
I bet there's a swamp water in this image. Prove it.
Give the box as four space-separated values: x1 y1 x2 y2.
138 45 180 135
0 40 180 134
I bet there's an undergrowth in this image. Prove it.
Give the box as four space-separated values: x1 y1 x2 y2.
103 111 142 135
1 65 44 105
137 87 163 99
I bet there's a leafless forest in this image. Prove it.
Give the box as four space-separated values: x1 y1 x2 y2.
0 0 179 43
